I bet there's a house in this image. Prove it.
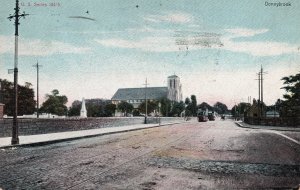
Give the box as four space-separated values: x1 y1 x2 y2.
266 110 280 118
245 99 266 118
111 75 183 109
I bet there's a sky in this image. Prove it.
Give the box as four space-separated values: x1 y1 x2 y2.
0 0 299 108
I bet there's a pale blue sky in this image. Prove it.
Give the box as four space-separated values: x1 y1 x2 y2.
0 0 299 108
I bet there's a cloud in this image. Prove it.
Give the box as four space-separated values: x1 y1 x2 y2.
222 38 298 56
51 30 123 34
225 28 269 37
95 26 298 57
144 12 193 23
0 35 91 56
95 37 178 52
222 28 298 56
125 27 172 34
95 30 223 52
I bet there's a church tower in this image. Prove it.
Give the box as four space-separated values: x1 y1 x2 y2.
167 75 182 102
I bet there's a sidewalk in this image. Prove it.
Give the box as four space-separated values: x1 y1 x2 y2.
235 121 300 132
0 122 183 149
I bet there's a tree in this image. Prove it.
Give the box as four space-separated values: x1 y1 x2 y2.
185 97 191 105
184 95 197 116
117 101 134 116
68 104 81 116
138 100 158 115
281 72 300 117
68 99 111 117
213 102 228 114
190 95 197 116
184 97 192 117
0 79 36 116
231 102 251 117
159 97 172 117
132 109 141 116
273 99 284 116
170 101 185 116
198 102 213 111
86 104 103 117
40 89 68 116
104 103 116 117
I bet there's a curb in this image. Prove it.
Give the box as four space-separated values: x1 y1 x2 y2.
234 122 244 128
234 122 300 132
0 121 184 149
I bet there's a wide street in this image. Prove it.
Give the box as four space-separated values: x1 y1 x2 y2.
0 119 299 189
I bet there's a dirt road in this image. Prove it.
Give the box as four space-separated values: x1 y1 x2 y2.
0 120 299 189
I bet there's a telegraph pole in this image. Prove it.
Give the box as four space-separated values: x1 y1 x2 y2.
260 65 267 117
143 78 149 124
256 65 267 117
257 72 261 102
8 0 29 145
260 65 264 105
255 72 261 117
33 61 42 118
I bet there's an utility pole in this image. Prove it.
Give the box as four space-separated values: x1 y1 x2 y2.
8 0 29 145
260 65 263 105
143 78 149 124
33 61 42 118
234 102 237 120
260 65 267 117
255 72 261 117
257 72 261 102
256 65 267 118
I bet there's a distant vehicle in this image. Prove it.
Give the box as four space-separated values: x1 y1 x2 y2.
208 112 215 121
197 111 208 122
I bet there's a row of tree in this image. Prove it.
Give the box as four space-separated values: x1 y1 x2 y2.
3 71 298 118
0 80 229 117
0 79 232 118
66 95 229 117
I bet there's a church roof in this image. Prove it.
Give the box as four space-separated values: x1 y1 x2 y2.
112 87 168 100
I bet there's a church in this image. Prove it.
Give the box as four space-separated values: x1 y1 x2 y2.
111 75 183 109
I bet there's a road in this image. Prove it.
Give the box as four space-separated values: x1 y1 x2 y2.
0 120 299 189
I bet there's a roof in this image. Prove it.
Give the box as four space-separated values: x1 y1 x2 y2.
266 110 279 115
168 75 178 78
112 87 168 100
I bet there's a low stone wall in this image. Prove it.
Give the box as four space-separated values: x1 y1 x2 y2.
0 117 185 137
244 117 300 127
